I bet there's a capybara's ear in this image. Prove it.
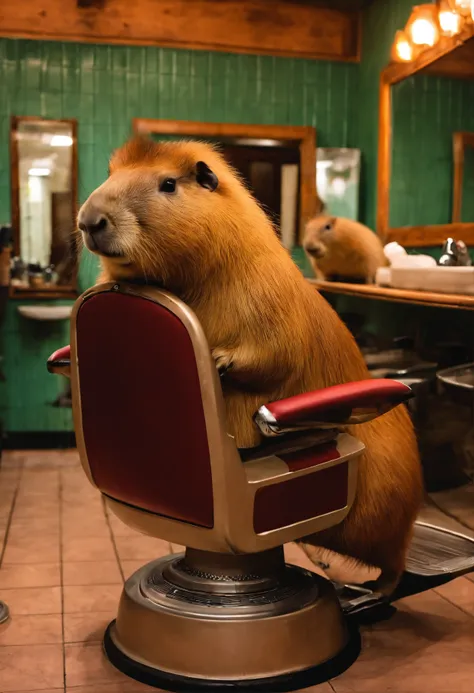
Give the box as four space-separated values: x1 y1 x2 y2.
195 161 219 192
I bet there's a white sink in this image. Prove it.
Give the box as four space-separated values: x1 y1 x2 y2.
18 305 72 321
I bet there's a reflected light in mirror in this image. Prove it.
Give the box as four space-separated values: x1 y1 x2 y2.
28 167 50 176
438 1 463 34
331 177 347 198
28 176 44 203
392 30 415 61
50 134 73 147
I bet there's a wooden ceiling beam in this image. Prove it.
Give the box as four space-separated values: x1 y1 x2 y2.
0 0 360 62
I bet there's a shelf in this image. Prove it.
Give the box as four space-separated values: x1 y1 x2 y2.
309 280 474 311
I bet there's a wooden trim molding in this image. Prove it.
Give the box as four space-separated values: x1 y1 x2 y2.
385 222 474 248
452 131 474 224
0 0 360 63
310 279 474 311
376 24 474 247
133 118 317 243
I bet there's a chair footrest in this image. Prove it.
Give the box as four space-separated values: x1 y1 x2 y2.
404 522 474 577
336 521 474 618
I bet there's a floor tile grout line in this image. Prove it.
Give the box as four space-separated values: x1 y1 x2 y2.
434 586 474 620
58 468 67 693
0 460 25 568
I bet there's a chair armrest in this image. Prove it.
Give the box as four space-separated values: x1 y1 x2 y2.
47 345 71 378
254 379 412 437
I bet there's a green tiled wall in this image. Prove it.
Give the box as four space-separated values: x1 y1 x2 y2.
0 37 357 433
391 74 474 228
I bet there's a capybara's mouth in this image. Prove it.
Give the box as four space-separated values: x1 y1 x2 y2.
99 249 125 259
84 232 125 259
304 246 325 259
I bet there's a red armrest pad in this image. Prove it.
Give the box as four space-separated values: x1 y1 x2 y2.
48 345 71 364
47 345 71 376
257 379 411 430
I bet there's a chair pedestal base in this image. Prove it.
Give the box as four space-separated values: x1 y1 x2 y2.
104 551 360 692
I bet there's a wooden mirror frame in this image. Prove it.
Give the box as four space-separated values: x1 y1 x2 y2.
377 25 474 248
133 118 317 244
453 131 474 224
10 115 78 299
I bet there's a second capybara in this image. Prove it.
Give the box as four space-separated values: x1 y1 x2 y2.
304 214 388 283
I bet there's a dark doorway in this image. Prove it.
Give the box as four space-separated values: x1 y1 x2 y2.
220 144 300 236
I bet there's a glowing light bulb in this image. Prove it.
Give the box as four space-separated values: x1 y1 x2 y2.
392 30 414 62
410 17 438 45
439 8 462 35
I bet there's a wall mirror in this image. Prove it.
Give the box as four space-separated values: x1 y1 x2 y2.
378 30 474 247
10 116 78 298
133 119 317 249
453 131 474 224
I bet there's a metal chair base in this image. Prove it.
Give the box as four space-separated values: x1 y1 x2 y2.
104 620 360 692
103 549 360 691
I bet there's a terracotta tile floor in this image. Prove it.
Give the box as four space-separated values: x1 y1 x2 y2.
0 450 473 693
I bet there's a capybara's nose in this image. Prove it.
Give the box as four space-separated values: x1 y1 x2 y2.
78 207 108 236
304 243 322 257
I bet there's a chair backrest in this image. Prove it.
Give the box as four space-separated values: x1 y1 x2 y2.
71 282 238 531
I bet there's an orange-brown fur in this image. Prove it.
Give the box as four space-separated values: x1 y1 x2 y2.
304 214 388 283
79 138 423 592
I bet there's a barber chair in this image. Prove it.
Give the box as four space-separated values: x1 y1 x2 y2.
47 282 413 692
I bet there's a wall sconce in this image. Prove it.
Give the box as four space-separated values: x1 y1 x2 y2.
391 29 417 61
438 0 463 34
406 4 440 47
447 0 471 16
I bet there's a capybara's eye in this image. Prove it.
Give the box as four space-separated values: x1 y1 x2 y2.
323 223 332 232
159 178 176 193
